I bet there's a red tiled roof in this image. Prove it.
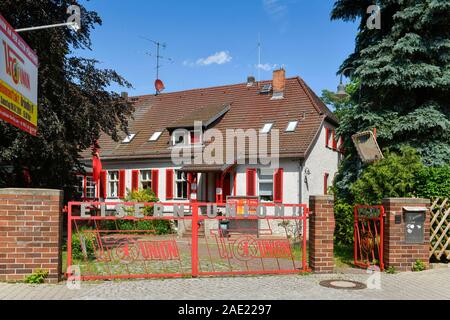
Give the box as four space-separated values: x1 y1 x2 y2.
81 77 337 161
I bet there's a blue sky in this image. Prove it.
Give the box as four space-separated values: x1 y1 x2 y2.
77 0 359 97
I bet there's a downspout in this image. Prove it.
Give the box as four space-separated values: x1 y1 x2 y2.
299 160 303 205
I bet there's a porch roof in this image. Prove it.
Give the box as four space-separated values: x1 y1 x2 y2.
180 163 234 173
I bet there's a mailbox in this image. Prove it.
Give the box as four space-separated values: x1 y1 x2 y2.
402 207 426 244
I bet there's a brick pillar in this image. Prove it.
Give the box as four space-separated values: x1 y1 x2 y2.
0 188 63 283
382 198 430 272
309 195 335 273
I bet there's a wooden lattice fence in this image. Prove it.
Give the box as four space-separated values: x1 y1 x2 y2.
430 198 450 260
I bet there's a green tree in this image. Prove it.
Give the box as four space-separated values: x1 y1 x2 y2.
330 0 450 198
0 1 133 198
351 147 424 204
321 81 359 120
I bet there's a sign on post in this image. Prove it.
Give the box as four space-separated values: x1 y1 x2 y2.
0 14 38 136
352 131 383 164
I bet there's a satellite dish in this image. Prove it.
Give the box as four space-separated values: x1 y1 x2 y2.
155 79 165 93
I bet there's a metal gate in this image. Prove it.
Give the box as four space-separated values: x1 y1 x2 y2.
354 205 385 271
66 201 310 280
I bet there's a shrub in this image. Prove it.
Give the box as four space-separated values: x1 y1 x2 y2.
70 229 96 260
351 147 424 204
385 266 397 274
416 165 450 198
102 188 173 234
24 269 49 284
412 259 426 272
334 200 354 245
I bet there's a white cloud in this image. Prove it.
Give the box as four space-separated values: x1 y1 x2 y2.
256 63 278 71
263 0 288 20
262 0 289 32
196 51 232 66
183 51 233 67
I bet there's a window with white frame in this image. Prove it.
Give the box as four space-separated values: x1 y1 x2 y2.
85 176 96 199
75 175 84 198
258 168 274 202
108 171 119 198
174 170 188 199
140 170 152 190
76 175 96 199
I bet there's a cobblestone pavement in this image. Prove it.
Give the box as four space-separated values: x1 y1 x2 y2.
0 268 449 300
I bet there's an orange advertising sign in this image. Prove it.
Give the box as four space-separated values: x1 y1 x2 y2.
0 14 38 135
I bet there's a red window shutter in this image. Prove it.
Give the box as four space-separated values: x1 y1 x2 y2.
332 130 337 150
273 168 283 203
152 169 159 197
165 169 174 199
118 170 126 198
324 173 329 195
132 170 139 192
246 169 256 196
325 127 330 147
100 171 107 198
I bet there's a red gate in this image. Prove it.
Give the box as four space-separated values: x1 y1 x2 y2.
354 205 385 271
66 201 310 280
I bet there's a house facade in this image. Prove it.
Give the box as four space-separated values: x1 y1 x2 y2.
77 69 342 209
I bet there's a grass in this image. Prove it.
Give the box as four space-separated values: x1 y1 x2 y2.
334 243 354 268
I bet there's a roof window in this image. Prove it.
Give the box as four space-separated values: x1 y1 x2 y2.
122 133 136 143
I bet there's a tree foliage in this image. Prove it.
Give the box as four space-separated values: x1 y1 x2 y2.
416 164 450 198
0 1 133 198
330 0 450 197
351 147 424 204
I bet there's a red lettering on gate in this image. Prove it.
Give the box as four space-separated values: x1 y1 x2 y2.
138 240 180 260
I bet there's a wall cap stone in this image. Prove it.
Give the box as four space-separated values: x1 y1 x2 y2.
310 195 334 201
382 197 430 205
0 188 63 197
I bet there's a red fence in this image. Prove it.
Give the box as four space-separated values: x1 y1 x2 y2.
66 201 310 280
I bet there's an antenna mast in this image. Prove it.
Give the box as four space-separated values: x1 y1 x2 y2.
257 33 261 86
140 37 173 94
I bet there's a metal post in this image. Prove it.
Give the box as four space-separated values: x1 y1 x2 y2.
191 202 199 277
302 207 308 271
67 203 72 273
15 22 79 33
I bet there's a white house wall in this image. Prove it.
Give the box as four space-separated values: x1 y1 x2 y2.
301 121 340 204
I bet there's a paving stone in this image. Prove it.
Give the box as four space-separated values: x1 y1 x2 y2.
0 269 449 300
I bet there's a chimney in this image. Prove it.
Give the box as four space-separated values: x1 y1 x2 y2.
272 68 285 99
121 92 129 100
247 76 256 87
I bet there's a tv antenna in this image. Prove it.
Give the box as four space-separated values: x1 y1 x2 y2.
140 36 173 94
257 33 261 86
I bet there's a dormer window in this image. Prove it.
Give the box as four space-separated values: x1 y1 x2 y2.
172 129 202 146
172 130 188 146
122 133 136 144
260 123 273 134
190 130 202 144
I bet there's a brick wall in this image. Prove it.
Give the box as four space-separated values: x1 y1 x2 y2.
0 188 63 283
309 195 335 273
382 198 430 272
